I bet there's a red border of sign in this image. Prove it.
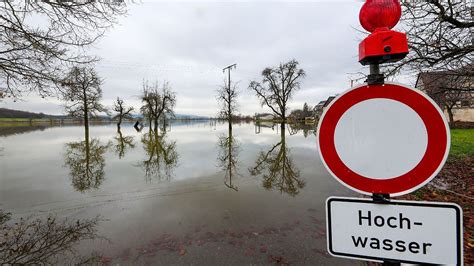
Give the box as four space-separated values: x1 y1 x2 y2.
317 83 450 196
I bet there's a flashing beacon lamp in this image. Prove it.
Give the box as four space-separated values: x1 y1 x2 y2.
358 0 408 73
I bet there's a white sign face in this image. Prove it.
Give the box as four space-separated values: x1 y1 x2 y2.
326 197 463 265
334 98 428 179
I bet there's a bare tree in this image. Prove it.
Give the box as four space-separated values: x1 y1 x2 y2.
0 210 101 264
217 80 239 122
249 60 306 121
140 80 176 132
0 1 126 100
61 66 107 141
112 97 134 130
385 1 473 76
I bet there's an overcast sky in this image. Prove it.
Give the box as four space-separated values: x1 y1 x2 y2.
2 0 396 117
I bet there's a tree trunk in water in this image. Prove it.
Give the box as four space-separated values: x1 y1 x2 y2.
153 118 159 133
280 123 285 140
148 115 152 133
282 103 286 122
228 121 233 182
84 118 89 144
117 117 122 131
83 87 89 143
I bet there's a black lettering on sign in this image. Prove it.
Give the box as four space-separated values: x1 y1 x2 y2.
387 217 397 228
351 236 433 255
351 236 368 247
399 213 411 229
374 216 384 227
395 240 406 252
423 243 432 254
409 242 420 253
357 210 415 229
369 238 380 249
358 210 371 226
382 239 393 251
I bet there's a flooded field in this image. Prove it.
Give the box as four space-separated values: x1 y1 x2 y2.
0 121 357 264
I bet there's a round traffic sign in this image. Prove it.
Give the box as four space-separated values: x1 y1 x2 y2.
317 82 450 196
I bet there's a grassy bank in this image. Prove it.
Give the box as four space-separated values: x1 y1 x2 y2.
405 128 473 263
450 129 474 158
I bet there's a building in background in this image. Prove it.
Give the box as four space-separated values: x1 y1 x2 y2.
415 70 474 124
314 96 336 119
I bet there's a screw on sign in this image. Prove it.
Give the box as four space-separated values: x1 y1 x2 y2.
320 1 463 265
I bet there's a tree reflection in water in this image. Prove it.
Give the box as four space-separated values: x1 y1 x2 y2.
113 128 135 159
287 123 317 138
139 129 178 182
0 209 101 264
217 122 240 191
249 123 305 196
64 138 109 192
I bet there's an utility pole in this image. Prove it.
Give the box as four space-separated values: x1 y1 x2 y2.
222 64 237 128
223 63 237 93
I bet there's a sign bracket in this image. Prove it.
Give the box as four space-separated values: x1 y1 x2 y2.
382 259 402 266
366 63 385 85
371 193 390 203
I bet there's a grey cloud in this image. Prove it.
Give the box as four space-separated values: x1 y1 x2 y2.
2 1 367 116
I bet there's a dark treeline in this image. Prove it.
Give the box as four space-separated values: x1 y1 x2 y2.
0 108 66 119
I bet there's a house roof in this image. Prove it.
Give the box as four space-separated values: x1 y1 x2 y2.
415 67 474 107
314 96 337 110
323 96 336 107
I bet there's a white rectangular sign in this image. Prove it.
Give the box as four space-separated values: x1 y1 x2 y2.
326 197 463 265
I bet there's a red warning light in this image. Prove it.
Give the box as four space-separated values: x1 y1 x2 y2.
358 0 407 65
359 0 402 33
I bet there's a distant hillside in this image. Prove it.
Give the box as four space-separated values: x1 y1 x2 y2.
174 114 209 120
0 108 63 119
0 108 209 120
131 113 209 120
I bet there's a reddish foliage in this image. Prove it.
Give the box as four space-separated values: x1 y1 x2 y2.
108 209 334 263
312 248 331 258
267 255 289 265
402 157 474 264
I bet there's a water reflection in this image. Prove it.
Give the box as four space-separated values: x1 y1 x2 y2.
249 123 305 196
0 209 100 264
217 122 240 191
139 129 178 181
0 121 345 263
113 128 135 159
64 138 109 192
254 121 276 134
0 125 51 137
288 123 317 138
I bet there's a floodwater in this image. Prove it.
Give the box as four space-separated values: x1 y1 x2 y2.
0 121 357 265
